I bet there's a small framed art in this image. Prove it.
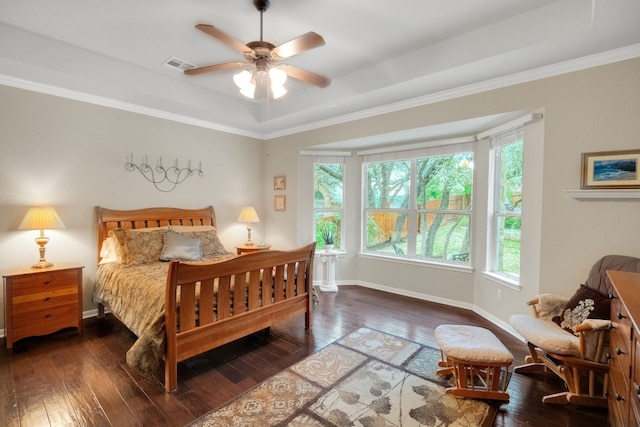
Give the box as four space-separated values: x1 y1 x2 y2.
274 175 286 190
274 195 286 211
581 149 640 189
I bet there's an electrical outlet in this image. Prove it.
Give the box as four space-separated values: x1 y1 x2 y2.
497 289 503 300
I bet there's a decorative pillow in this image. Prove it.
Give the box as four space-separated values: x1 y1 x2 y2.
110 228 166 266
160 230 202 261
172 229 231 257
552 285 611 333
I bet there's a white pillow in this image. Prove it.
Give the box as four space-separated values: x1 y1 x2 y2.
160 230 202 261
98 237 118 265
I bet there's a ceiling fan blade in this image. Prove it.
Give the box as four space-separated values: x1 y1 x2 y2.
280 64 331 88
195 24 252 54
272 32 325 60
184 62 244 76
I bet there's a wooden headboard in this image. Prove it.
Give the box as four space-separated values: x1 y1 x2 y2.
95 206 217 258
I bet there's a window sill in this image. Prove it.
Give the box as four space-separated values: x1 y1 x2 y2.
359 252 473 273
482 271 521 290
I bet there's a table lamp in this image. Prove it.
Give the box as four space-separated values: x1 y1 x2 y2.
237 206 260 246
19 206 66 268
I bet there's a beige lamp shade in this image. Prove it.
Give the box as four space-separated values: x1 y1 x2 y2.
237 206 260 223
19 206 66 231
19 206 65 268
237 207 259 245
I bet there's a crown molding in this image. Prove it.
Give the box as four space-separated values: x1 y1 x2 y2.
2 44 639 141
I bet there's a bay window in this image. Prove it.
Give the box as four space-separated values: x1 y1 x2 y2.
363 147 473 264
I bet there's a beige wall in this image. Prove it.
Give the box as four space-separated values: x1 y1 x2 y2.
1 58 638 334
0 86 264 327
266 58 640 328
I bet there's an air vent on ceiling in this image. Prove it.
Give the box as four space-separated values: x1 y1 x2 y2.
163 57 196 71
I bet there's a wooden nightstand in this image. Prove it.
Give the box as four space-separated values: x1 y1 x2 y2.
2 262 84 349
236 244 271 255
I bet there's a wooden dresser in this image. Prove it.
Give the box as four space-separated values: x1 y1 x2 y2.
2 262 84 349
607 270 640 426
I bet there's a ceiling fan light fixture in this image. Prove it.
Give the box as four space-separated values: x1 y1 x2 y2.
239 82 256 99
268 67 287 86
233 69 252 89
271 84 287 99
234 69 256 98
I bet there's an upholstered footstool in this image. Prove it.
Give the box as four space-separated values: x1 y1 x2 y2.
434 324 513 402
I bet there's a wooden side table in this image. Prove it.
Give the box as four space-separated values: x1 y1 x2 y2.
2 262 84 349
236 244 271 255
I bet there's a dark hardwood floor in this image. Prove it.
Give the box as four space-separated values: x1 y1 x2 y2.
1 285 607 426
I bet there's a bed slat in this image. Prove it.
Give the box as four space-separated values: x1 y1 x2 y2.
274 265 285 302
286 263 296 298
262 268 273 307
218 277 231 320
180 283 197 331
199 279 215 325
248 269 261 310
233 273 247 315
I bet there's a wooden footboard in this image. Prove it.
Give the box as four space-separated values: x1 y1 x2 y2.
164 242 316 392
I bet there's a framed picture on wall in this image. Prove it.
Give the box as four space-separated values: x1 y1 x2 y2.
274 195 286 211
274 175 286 190
581 149 640 189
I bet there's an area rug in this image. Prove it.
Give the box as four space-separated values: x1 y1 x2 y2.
189 327 503 426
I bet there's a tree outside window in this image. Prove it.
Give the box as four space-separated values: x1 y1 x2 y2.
364 152 473 263
314 163 344 250
492 130 523 280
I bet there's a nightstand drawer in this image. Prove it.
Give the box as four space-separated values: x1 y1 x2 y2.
10 269 79 296
12 304 79 342
12 288 78 313
13 303 78 327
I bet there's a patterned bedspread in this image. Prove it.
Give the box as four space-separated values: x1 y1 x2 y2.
93 257 231 375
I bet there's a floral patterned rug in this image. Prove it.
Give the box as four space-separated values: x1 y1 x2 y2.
189 327 502 426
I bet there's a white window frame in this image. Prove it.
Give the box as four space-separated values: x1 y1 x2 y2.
488 128 524 284
361 143 474 265
313 160 345 251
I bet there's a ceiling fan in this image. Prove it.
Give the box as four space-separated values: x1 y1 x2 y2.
184 0 330 99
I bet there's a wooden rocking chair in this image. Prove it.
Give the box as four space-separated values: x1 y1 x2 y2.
510 254 640 407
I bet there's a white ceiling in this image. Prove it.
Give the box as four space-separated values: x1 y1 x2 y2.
1 0 639 142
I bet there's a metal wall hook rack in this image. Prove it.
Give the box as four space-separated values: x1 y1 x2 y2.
125 155 203 192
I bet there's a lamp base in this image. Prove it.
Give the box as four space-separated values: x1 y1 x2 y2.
244 241 256 246
32 260 53 269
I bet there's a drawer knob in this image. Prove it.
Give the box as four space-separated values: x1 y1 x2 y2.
636 385 640 396
44 297 51 302
609 294 615 300
44 313 51 319
616 348 625 356
44 280 51 285
606 352 612 360
616 393 624 401
617 312 627 320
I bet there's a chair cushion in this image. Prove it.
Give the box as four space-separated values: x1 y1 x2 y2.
552 285 610 332
434 325 513 364
510 314 580 356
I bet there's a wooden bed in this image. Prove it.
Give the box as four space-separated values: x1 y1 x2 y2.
94 206 316 392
